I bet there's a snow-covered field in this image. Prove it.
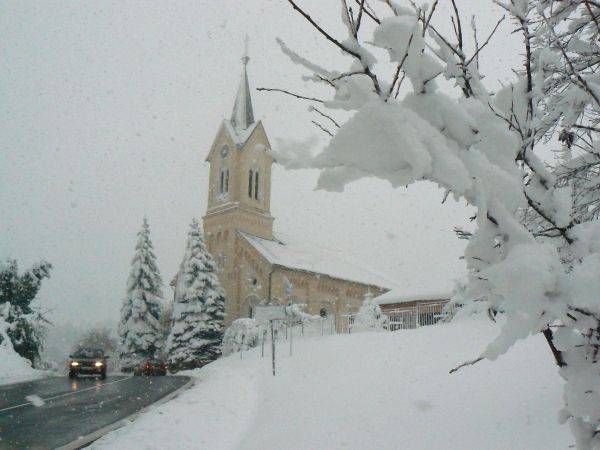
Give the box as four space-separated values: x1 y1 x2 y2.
91 315 572 450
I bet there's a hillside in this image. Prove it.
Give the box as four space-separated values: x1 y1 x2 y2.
92 315 572 450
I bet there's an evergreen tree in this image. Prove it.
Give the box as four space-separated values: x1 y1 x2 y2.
0 259 52 365
118 217 164 371
166 218 225 371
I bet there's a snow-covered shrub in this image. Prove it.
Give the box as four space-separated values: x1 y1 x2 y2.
0 314 43 384
118 217 164 371
351 293 389 333
0 259 52 366
166 219 225 371
222 318 263 356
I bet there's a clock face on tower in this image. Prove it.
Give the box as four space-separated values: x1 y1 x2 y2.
221 144 229 158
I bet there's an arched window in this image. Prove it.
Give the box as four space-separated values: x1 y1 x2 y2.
248 170 253 197
220 169 229 195
254 171 259 200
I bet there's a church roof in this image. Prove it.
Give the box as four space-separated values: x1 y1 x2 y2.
239 231 399 290
230 54 254 133
223 119 258 147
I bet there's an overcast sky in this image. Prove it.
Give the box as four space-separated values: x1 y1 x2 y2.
0 0 523 326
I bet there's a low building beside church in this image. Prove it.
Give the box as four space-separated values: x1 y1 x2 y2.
375 289 452 330
200 54 393 331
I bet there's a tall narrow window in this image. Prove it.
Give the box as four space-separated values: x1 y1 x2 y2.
254 171 259 200
220 171 224 194
225 170 229 192
248 170 253 197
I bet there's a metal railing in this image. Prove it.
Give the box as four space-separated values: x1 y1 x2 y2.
346 302 456 332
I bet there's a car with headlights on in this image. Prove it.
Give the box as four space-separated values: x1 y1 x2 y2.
68 347 108 379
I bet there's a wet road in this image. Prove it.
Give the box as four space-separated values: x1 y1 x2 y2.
0 375 190 449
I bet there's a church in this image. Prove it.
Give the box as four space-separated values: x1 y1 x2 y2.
202 54 393 332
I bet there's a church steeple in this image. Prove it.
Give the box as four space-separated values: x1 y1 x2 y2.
204 39 274 245
230 38 254 132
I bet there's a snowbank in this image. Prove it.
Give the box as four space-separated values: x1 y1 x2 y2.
0 325 48 386
91 315 572 449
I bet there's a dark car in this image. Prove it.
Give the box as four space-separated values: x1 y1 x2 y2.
68 347 108 379
134 359 168 376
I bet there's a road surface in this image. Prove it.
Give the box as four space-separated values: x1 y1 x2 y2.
0 375 190 449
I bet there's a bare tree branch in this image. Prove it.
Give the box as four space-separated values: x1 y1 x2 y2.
310 106 341 128
256 87 325 103
286 0 382 96
541 12 600 108
311 120 334 137
450 0 463 51
423 0 439 36
355 0 366 37
584 0 600 35
542 327 566 367
449 356 485 374
387 31 415 100
573 124 600 133
353 0 380 24
287 0 361 59
465 16 506 67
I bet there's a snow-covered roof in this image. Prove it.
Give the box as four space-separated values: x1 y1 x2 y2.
375 287 452 305
239 231 399 290
223 120 258 147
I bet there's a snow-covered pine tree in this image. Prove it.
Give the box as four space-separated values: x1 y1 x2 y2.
166 218 225 371
351 292 389 333
118 217 164 371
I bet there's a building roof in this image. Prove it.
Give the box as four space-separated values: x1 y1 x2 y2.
239 231 399 290
223 119 258 147
375 287 452 305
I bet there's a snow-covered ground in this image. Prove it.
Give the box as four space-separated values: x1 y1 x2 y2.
91 315 572 450
0 339 49 386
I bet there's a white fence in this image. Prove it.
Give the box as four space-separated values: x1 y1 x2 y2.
347 302 457 332
387 302 455 330
266 315 337 341
254 302 456 343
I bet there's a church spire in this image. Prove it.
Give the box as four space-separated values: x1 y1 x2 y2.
230 36 255 132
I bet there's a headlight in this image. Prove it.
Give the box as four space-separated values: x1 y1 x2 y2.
94 361 103 367
70 361 79 366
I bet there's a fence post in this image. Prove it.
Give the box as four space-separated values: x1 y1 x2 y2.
289 316 293 356
416 303 420 328
271 320 276 376
240 334 244 360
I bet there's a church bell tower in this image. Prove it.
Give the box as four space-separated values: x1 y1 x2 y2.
202 49 274 322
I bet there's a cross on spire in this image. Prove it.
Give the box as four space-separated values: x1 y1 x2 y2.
242 34 250 66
